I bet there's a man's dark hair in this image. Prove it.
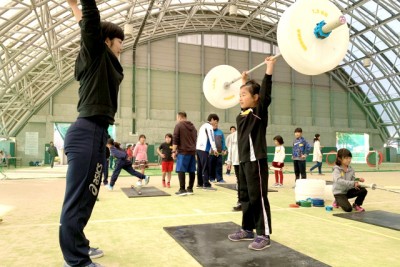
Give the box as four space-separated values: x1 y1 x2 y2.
100 21 124 42
207 113 219 122
294 127 303 133
178 111 187 118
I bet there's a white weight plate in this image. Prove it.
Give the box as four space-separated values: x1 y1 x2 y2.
203 65 241 109
277 0 349 75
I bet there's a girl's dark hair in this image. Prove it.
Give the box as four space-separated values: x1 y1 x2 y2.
165 133 173 143
139 134 146 140
335 148 352 166
100 21 124 42
314 133 320 142
273 135 284 145
107 138 114 145
240 79 260 96
114 142 122 150
230 126 236 131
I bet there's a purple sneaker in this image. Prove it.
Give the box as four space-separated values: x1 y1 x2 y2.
228 230 254 241
248 235 271 251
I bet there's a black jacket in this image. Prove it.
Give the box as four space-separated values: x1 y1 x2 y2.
237 74 272 162
75 0 123 126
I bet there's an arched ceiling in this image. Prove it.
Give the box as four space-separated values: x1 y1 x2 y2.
0 0 399 144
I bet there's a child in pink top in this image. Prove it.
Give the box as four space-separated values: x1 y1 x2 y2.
132 135 148 179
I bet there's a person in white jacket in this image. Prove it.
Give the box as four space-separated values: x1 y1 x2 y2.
196 113 219 190
271 135 285 187
310 134 324 175
226 129 241 210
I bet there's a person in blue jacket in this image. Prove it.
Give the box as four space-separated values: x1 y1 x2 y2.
107 140 150 191
292 128 312 182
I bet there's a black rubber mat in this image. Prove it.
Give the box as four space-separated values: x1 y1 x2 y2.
333 210 400 231
121 186 170 198
164 221 330 267
216 183 278 192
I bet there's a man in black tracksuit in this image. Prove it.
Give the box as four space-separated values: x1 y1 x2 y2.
60 1 125 266
228 57 276 251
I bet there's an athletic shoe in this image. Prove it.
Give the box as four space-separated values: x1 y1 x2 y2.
248 235 271 251
309 170 313 175
88 247 104 259
162 180 166 187
228 229 254 241
144 176 150 185
167 182 170 188
279 184 284 187
332 201 339 208
175 189 187 196
209 179 216 183
217 179 227 183
233 203 242 211
186 188 194 195
203 186 217 191
272 183 279 188
106 184 113 191
353 203 365 212
64 262 104 267
136 180 142 187
196 185 203 189
87 264 104 267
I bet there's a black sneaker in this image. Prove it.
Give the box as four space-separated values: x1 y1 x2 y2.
233 203 242 211
88 247 104 259
203 186 217 191
175 189 187 196
186 188 194 195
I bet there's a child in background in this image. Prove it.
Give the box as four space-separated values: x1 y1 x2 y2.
332 148 367 212
310 134 324 175
225 126 237 176
107 140 150 191
126 144 133 162
226 128 240 211
272 135 285 187
292 128 311 182
157 133 174 188
132 134 148 185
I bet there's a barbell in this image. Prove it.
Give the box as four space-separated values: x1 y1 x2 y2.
361 183 400 194
203 0 350 109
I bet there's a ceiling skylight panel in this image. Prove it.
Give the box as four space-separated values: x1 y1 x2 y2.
376 5 392 20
